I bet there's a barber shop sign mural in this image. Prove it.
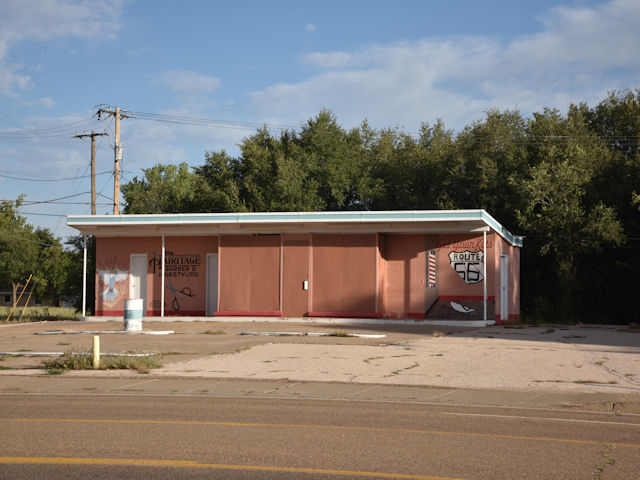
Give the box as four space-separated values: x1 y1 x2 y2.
150 251 202 312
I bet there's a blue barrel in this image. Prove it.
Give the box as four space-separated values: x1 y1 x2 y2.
124 298 143 331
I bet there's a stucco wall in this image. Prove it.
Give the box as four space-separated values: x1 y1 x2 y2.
218 235 280 313
384 234 427 315
96 236 216 316
94 229 520 321
311 234 377 314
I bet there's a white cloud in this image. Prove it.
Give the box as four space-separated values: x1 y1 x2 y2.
155 70 222 95
0 0 123 96
302 52 352 68
18 97 56 108
0 62 32 96
305 23 316 32
250 0 640 132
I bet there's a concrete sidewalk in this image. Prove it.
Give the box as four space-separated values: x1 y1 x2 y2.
1 375 639 413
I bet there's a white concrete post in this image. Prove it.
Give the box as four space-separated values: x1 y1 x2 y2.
82 235 87 317
161 235 165 318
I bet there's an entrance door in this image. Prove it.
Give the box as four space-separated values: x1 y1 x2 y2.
282 234 309 317
500 254 508 321
130 254 148 313
206 253 218 315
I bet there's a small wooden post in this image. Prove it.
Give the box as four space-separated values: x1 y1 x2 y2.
93 335 100 369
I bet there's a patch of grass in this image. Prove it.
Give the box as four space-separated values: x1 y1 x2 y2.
0 306 79 323
42 351 161 374
17 349 32 352
203 329 225 335
233 345 252 353
432 331 446 337
5 387 26 392
333 330 349 337
431 353 444 357
0 365 13 370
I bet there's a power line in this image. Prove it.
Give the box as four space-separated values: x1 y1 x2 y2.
0 171 111 182
0 231 57 247
13 211 69 217
130 111 299 131
12 192 90 205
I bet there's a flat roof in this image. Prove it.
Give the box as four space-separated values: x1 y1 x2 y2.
67 209 523 247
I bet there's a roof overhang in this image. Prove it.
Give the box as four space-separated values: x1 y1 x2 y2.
67 210 523 247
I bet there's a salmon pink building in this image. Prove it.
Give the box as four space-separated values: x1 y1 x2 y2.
67 210 522 326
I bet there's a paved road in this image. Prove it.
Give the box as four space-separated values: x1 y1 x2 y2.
1 393 638 479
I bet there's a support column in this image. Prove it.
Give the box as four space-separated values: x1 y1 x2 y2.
161 235 165 318
483 230 487 325
82 235 87 317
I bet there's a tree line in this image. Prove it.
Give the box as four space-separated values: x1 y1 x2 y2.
0 196 92 309
122 90 640 323
2 90 638 322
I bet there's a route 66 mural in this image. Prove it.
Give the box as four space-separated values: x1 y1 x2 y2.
448 250 484 284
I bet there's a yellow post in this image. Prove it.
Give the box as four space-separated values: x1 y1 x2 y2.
93 335 100 369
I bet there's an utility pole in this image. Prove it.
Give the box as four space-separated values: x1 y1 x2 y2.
73 131 108 215
96 105 135 214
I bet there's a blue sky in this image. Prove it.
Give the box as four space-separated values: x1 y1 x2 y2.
1 0 639 240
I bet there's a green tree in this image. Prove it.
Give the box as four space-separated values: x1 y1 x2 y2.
193 151 245 212
516 107 625 320
296 110 374 210
0 197 39 306
122 163 199 214
449 109 528 229
63 235 95 314
0 197 70 307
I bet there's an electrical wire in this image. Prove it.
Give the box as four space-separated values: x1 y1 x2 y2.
13 211 69 217
0 171 112 182
0 231 57 247
130 111 299 131
12 192 90 205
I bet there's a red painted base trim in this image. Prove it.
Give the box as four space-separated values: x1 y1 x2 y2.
385 312 426 319
95 310 206 316
96 310 124 316
440 296 496 302
215 311 284 317
150 310 206 316
495 313 521 325
308 312 384 318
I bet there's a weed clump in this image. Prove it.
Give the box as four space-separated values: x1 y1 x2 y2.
43 351 161 374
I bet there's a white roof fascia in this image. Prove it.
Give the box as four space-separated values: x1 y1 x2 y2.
67 210 523 247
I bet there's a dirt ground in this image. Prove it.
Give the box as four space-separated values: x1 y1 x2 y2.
1 320 639 394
